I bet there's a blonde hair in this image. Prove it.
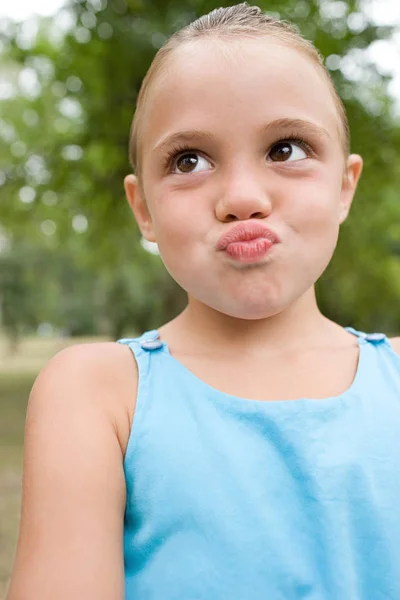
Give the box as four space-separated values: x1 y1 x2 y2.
129 2 350 176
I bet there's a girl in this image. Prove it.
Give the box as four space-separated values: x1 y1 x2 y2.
8 3 400 599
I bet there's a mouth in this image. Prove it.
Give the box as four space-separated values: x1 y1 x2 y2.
216 222 280 264
223 238 275 263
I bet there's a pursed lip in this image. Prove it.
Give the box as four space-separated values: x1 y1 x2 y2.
216 221 281 251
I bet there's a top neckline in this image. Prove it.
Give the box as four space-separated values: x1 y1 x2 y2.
140 327 370 406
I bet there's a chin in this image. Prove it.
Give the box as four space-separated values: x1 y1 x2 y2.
223 305 283 321
185 274 291 320
210 295 287 321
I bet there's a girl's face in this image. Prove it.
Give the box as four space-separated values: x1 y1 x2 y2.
125 38 363 320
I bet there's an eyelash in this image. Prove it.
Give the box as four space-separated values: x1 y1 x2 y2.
164 135 315 173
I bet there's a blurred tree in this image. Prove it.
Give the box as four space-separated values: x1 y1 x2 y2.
0 252 30 353
0 0 400 337
0 242 49 352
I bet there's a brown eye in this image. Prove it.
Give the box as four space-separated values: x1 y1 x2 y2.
172 152 212 174
268 142 307 163
176 153 199 173
269 142 293 161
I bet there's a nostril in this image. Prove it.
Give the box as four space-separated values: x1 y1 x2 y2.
221 210 268 223
225 212 263 222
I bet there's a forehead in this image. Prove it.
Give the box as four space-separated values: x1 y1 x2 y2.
141 38 341 155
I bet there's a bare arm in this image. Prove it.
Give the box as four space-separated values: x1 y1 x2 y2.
7 342 135 600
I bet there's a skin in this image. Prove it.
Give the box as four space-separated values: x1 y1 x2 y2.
7 37 400 599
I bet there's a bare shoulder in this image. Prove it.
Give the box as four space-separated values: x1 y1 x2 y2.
41 338 137 390
389 337 400 355
28 340 138 455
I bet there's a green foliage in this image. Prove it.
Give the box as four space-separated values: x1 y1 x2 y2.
1 0 400 338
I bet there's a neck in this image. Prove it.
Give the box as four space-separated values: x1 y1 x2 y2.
161 286 348 356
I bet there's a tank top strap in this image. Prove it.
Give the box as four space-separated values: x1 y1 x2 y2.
117 329 169 367
116 329 168 419
117 329 167 354
345 327 392 348
345 327 400 392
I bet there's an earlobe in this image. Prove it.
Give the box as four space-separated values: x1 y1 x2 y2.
339 154 363 223
124 174 157 242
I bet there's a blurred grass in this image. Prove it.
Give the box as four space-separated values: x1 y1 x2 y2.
0 333 111 599
0 370 28 600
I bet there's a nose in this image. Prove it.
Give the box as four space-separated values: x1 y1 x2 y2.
214 169 273 223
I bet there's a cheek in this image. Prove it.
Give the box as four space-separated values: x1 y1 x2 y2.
151 191 207 268
153 187 210 237
284 174 342 235
280 178 342 278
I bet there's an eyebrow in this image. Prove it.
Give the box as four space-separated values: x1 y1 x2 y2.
152 118 332 153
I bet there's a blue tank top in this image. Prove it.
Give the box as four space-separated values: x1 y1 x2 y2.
117 328 400 599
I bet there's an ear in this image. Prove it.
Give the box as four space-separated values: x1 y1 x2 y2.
339 154 363 224
124 174 157 242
